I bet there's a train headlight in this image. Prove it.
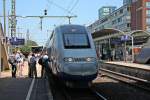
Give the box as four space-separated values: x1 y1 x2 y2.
86 57 95 62
68 58 73 62
64 57 73 62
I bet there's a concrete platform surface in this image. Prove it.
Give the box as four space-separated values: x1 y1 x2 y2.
0 61 42 78
0 61 53 100
105 61 150 71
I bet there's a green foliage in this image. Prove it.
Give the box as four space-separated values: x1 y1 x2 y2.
19 40 38 57
20 45 32 57
20 45 32 53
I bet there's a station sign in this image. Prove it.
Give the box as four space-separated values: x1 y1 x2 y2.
121 35 130 41
8 37 25 45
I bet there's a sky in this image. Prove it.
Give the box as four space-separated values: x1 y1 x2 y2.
0 0 123 46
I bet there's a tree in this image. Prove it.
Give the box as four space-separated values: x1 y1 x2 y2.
20 40 38 57
20 45 32 53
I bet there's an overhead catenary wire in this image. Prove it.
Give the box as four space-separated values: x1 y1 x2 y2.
55 0 75 25
66 0 75 11
48 0 79 25
45 0 53 11
69 0 79 13
46 0 75 16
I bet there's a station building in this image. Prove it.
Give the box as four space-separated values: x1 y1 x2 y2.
0 23 9 71
88 0 150 61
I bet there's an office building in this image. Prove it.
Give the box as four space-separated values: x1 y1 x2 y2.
98 6 116 19
88 4 131 33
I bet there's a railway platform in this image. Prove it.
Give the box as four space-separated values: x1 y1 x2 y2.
100 61 150 81
0 61 53 100
105 61 150 71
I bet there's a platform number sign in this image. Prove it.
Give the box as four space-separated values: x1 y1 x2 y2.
121 35 130 41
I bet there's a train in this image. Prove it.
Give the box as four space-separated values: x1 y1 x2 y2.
134 40 150 64
45 24 98 87
134 47 150 64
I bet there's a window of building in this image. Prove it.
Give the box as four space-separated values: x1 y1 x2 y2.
146 26 150 31
127 23 131 27
127 6 131 11
146 2 150 8
119 9 123 14
146 18 150 24
103 12 109 16
146 10 150 16
103 8 110 13
112 20 116 25
126 16 131 20
118 17 122 23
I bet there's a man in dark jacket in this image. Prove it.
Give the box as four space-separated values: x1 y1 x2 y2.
38 55 45 78
39 52 50 78
30 54 37 78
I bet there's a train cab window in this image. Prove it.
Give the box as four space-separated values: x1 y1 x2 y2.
63 33 91 49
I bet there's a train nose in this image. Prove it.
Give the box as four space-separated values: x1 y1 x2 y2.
64 63 98 75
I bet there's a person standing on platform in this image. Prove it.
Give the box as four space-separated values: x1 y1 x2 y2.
42 52 50 78
28 53 32 77
38 54 45 78
19 53 24 77
30 54 37 78
8 51 17 78
15 51 21 76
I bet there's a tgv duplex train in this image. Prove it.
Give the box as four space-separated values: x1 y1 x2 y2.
46 24 98 87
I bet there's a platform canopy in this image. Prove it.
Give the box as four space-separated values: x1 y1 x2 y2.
128 30 150 37
91 28 126 42
92 28 150 45
92 28 124 39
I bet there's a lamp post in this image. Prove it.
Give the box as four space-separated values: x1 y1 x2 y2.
3 0 6 36
131 36 134 62
124 35 134 62
0 36 2 77
122 35 134 62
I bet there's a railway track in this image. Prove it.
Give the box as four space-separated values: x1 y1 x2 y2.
62 87 108 100
100 68 150 92
91 89 108 100
47 72 108 100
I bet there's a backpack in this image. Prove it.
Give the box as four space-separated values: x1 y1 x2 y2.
38 58 43 65
8 58 13 65
30 57 36 65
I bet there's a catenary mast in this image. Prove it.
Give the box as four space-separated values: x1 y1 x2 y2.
11 0 16 37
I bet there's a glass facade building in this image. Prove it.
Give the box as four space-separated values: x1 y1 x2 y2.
89 4 131 33
123 0 132 5
88 0 150 61
89 0 150 33
98 6 116 19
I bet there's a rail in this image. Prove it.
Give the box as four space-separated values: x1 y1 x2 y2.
91 89 108 100
100 68 150 92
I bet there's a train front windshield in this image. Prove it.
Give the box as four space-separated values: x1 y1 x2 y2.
63 33 91 49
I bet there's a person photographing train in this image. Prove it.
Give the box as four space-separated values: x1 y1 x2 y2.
30 53 37 78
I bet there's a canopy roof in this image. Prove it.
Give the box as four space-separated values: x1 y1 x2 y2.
92 28 121 38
